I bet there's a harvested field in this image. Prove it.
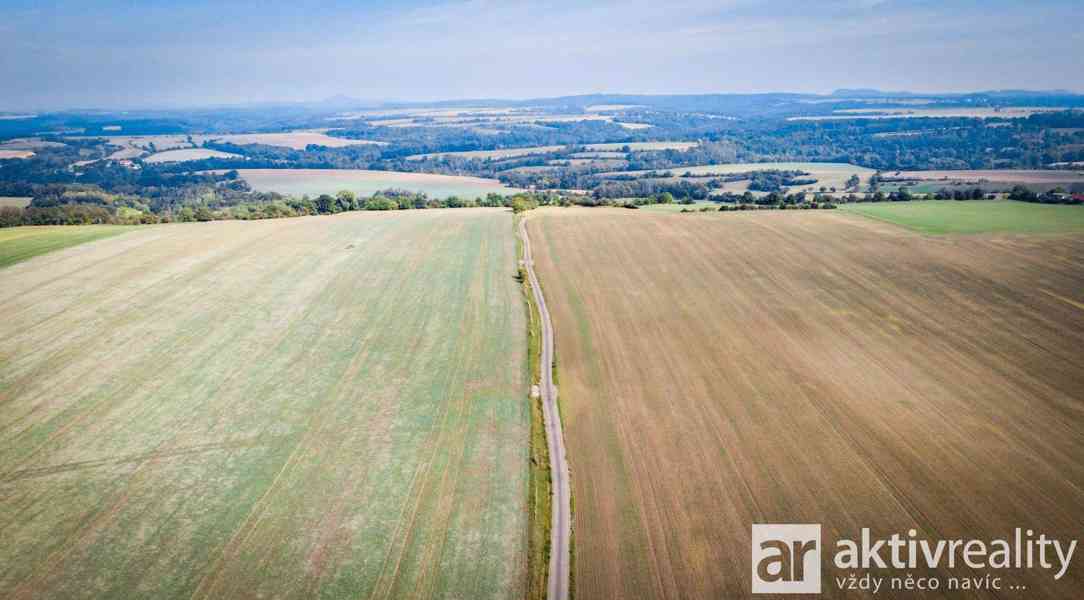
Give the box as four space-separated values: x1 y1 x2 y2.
0 210 529 599
527 207 1084 599
74 135 195 151
585 142 697 151
0 150 35 160
895 169 1084 185
205 132 385 150
790 107 1063 120
843 200 1084 234
0 138 65 151
237 168 521 199
0 197 31 209
144 148 243 163
407 146 566 161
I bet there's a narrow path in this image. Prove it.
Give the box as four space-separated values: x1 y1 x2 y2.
519 215 571 600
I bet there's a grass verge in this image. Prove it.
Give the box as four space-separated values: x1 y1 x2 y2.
518 216 552 600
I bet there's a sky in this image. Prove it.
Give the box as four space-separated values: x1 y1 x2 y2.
1 0 1082 110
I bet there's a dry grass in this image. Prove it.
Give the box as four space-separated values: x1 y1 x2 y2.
527 207 1084 599
0 210 529 599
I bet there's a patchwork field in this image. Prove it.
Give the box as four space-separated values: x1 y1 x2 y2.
0 210 529 599
72 131 383 158
0 225 134 268
526 207 1084 599
237 168 521 199
844 200 1084 234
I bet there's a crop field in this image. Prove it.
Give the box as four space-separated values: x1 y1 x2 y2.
0 209 529 599
73 132 383 157
144 148 243 163
790 106 1060 120
843 199 1084 234
639 201 719 212
237 168 521 199
408 142 698 162
584 141 698 151
0 196 31 209
895 169 1084 186
407 146 566 161
605 161 875 192
526 207 1084 599
0 150 35 160
204 131 386 150
0 225 134 268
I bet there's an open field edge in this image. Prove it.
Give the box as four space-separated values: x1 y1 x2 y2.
517 215 553 600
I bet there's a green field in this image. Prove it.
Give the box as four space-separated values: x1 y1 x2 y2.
0 210 528 599
237 168 521 199
640 201 719 213
0 225 135 268
603 161 876 193
843 200 1084 234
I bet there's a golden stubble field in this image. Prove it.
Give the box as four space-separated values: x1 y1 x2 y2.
526 207 1084 599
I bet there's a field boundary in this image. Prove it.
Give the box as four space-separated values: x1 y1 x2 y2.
519 214 572 600
519 216 552 600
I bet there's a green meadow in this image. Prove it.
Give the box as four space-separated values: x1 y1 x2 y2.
843 200 1084 234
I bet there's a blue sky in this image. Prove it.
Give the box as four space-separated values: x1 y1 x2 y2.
1 0 1082 110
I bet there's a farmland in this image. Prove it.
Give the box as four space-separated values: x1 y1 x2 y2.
844 200 1084 234
236 168 521 198
406 142 698 162
0 150 35 160
790 106 1061 120
0 209 529 599
144 148 243 163
0 225 134 268
407 146 566 161
204 131 385 150
604 161 876 193
0 197 31 209
526 207 1084 599
894 169 1084 186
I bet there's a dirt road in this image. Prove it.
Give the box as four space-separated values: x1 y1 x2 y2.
519 216 571 600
